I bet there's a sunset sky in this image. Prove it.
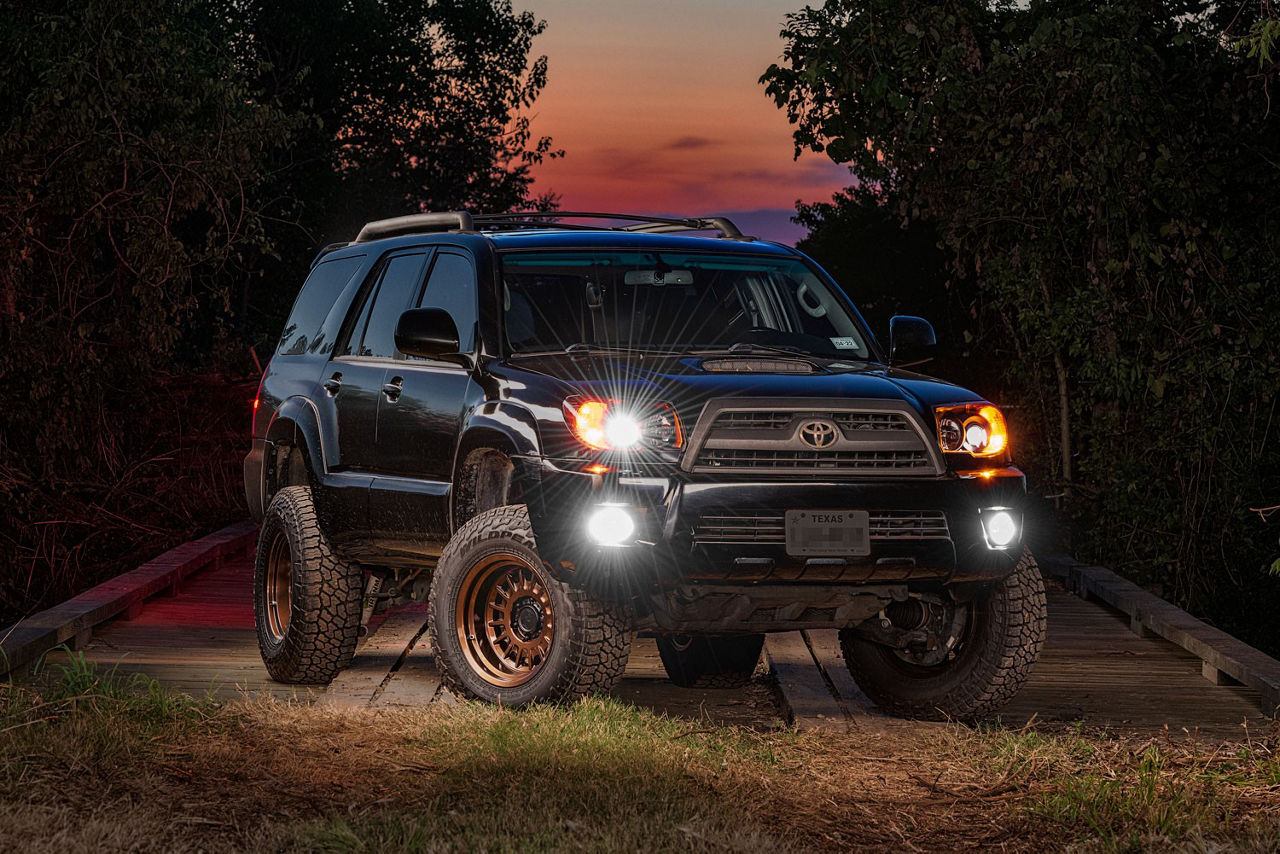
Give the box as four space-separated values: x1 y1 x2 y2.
516 0 854 244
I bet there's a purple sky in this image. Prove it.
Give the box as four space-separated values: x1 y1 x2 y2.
517 0 854 244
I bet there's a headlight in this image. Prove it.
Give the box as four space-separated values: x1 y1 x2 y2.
935 403 1008 457
564 397 683 451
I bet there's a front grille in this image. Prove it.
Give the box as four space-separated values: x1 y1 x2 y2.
686 401 942 477
868 510 951 539
711 411 793 430
710 410 913 432
693 510 950 545
832 412 912 432
694 448 932 472
694 513 786 544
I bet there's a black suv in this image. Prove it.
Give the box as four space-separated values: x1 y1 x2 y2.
244 211 1046 719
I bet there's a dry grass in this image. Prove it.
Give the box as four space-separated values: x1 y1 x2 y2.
0 660 1276 852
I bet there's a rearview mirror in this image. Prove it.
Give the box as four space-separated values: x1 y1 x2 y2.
395 308 462 361
623 269 694 286
889 315 936 366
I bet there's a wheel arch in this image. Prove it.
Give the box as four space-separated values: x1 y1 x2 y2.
263 397 327 501
451 403 543 531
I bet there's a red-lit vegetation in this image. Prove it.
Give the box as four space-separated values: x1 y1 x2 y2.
0 0 556 624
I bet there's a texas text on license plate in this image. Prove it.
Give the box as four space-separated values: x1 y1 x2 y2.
784 510 870 557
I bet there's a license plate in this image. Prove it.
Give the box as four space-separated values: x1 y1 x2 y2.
785 510 870 557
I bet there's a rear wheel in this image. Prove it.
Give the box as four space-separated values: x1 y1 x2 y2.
254 486 362 684
656 633 765 688
428 505 633 705
840 550 1046 721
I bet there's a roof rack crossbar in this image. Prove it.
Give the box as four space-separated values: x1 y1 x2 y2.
354 211 474 243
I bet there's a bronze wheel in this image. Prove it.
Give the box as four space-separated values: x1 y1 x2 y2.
264 529 293 641
456 553 555 687
429 504 633 705
840 549 1047 721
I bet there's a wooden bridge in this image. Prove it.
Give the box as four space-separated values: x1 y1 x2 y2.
3 522 1276 739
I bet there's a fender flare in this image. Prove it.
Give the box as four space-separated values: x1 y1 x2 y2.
264 396 328 490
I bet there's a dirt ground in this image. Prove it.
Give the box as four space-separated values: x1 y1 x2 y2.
0 667 1276 853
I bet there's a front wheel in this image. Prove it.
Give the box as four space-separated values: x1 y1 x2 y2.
428 505 633 706
840 550 1047 721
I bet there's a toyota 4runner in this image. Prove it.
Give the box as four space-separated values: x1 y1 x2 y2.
244 211 1047 719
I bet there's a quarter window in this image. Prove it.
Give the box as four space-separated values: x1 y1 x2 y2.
277 256 364 356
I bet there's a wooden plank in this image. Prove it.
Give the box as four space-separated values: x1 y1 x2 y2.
801 629 886 722
1065 563 1280 714
374 633 442 708
319 604 430 709
0 520 258 676
763 632 849 732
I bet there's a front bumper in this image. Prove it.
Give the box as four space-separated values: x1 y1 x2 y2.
521 456 1027 589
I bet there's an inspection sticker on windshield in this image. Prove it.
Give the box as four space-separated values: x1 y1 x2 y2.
829 337 860 350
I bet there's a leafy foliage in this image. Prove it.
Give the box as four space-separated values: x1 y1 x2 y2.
0 0 292 615
764 1 1280 649
221 0 562 340
0 0 560 623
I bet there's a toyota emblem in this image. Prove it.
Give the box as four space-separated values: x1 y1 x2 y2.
799 420 838 449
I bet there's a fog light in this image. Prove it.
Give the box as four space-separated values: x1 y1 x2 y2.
982 509 1018 549
587 505 635 546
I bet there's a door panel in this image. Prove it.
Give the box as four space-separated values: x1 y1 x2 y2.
369 250 479 556
322 362 387 472
317 250 430 549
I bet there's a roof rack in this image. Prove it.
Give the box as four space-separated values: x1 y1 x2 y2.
353 211 475 243
472 211 749 240
349 210 754 243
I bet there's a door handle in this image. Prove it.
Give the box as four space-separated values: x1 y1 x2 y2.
322 373 342 396
382 376 403 402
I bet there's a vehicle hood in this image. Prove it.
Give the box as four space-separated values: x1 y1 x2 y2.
498 354 985 426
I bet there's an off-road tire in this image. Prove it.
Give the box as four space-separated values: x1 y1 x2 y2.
840 549 1047 721
428 504 633 706
656 634 765 688
254 486 362 684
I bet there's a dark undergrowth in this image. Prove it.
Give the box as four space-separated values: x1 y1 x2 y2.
0 371 256 627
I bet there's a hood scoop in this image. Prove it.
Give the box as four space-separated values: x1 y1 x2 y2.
699 357 818 374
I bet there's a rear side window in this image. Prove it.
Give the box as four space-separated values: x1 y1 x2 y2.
277 256 364 356
418 251 477 352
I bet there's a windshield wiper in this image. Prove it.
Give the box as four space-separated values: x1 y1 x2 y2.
510 343 683 357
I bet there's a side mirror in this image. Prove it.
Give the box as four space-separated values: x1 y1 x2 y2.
888 315 936 366
395 308 461 361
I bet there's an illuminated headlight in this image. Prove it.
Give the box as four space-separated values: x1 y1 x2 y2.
981 508 1019 549
564 397 683 452
604 415 642 449
935 403 1008 457
587 505 635 546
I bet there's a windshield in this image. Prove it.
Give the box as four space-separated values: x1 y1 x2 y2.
500 250 872 358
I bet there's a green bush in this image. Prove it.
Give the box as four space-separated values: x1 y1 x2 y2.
764 1 1280 652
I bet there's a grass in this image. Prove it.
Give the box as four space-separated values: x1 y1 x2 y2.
0 658 1275 852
